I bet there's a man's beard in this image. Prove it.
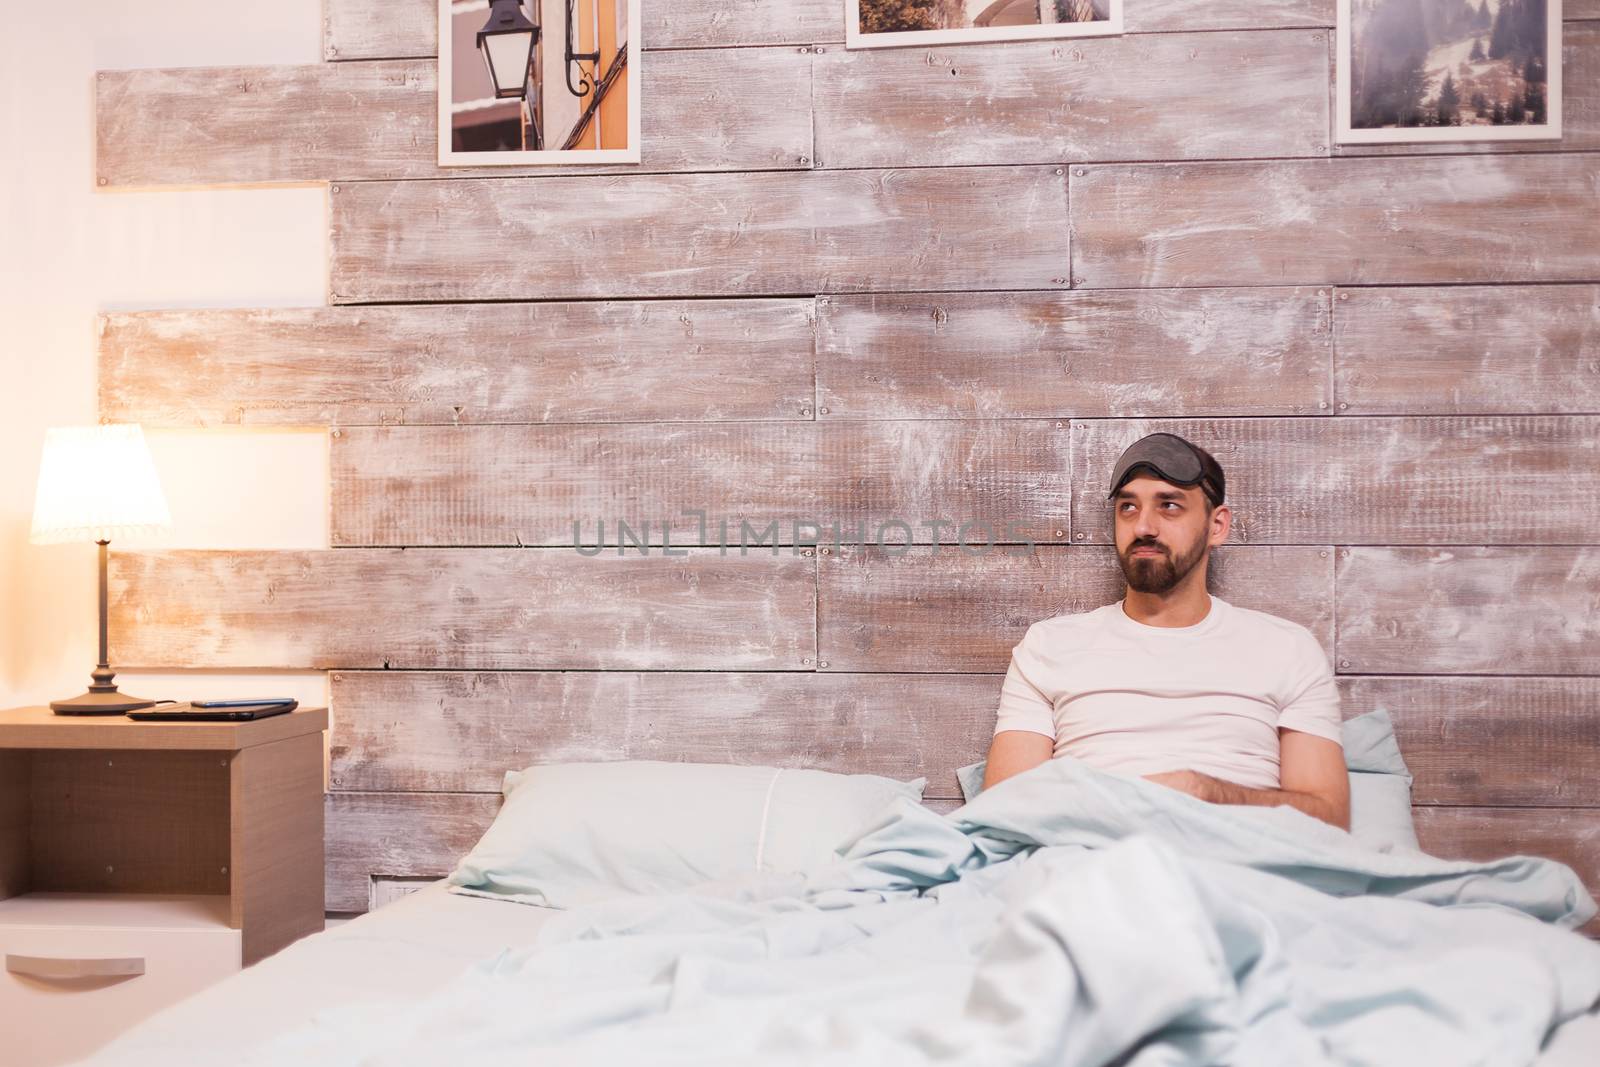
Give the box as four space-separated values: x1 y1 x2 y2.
1119 533 1207 595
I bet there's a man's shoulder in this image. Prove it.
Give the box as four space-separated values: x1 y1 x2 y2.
1223 600 1323 652
1021 603 1118 641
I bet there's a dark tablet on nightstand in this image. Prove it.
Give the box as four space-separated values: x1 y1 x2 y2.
127 700 298 722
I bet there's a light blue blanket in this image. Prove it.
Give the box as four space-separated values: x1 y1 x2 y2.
90 757 1600 1067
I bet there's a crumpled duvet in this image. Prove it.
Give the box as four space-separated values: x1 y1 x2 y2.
83 756 1600 1067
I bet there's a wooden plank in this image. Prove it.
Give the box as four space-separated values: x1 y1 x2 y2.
1336 547 1600 675
1069 156 1600 289
818 288 1331 420
1336 23 1600 156
329 421 1071 547
325 792 497 912
814 30 1328 169
323 0 843 61
96 50 812 187
329 671 995 798
231 732 324 966
1342 677 1600 807
328 167 1071 303
1125 0 1333 31
1413 807 1600 920
109 550 815 671
1333 286 1600 415
819 544 1333 673
323 0 1595 65
329 672 1600 806
1069 416 1600 545
1132 1 1591 30
98 300 816 428
323 0 1360 62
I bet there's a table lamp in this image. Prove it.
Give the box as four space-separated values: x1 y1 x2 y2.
30 424 173 714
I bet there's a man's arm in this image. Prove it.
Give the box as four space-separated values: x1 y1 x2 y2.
982 730 1054 792
1143 728 1351 830
982 624 1057 792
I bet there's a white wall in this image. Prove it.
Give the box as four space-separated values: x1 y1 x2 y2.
0 1 330 713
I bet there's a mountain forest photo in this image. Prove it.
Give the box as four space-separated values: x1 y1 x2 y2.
1350 0 1553 130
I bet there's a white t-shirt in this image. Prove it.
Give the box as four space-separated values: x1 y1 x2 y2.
992 595 1342 790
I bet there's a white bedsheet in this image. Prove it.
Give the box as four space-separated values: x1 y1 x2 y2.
74 873 1600 1066
72 881 553 1064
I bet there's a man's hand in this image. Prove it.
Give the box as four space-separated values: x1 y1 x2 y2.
1141 769 1217 800
1142 748 1350 831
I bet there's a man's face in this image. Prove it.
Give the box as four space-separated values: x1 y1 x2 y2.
1112 476 1220 594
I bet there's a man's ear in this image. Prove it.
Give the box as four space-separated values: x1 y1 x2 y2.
1210 503 1230 543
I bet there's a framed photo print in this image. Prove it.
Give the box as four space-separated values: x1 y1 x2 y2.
438 0 641 166
846 0 1123 50
1337 0 1561 144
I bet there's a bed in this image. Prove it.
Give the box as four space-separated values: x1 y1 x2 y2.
72 749 1600 1067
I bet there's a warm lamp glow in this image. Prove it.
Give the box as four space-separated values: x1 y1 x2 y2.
30 424 172 545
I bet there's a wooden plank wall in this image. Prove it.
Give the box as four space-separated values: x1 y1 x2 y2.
94 2 1600 918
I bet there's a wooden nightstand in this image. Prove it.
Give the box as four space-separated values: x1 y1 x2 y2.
0 705 327 1066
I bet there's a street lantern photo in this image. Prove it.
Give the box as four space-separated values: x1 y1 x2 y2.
439 0 641 165
477 0 538 99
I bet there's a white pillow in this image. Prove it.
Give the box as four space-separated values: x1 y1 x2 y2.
446 760 925 908
954 708 1419 850
1341 707 1420 852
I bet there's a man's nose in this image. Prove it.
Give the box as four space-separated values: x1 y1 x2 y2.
1132 509 1160 539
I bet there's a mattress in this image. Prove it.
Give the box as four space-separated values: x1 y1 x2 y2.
76 879 1600 1066
73 881 554 1064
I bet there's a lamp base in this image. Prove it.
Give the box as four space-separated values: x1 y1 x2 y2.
50 688 159 716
